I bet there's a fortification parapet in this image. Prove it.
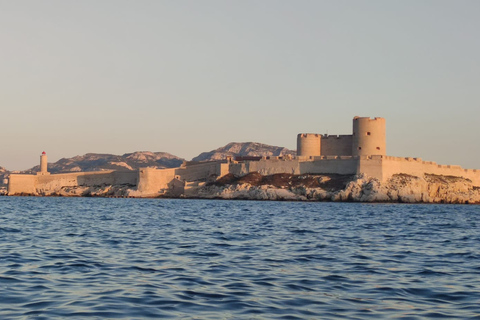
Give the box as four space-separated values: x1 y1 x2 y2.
352 117 386 156
320 134 353 156
297 133 321 157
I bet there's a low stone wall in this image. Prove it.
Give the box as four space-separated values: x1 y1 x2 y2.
8 170 138 195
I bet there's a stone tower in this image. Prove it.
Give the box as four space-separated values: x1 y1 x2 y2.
39 151 49 175
297 133 321 157
352 117 386 156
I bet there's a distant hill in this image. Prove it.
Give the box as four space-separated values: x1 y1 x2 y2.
2 142 296 177
192 142 296 162
24 151 185 174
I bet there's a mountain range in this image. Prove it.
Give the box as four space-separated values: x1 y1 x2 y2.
192 142 295 162
23 151 184 174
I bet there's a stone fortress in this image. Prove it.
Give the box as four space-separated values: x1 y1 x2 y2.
297 116 386 158
7 116 480 196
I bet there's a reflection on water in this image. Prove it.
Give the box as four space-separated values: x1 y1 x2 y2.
0 198 479 319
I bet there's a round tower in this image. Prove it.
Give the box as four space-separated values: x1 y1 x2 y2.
297 134 321 157
40 151 48 174
352 117 386 156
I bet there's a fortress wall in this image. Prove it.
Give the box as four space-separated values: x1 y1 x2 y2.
227 160 300 176
135 162 229 196
320 135 353 156
250 159 301 175
227 156 480 186
219 163 230 178
76 171 137 186
112 171 138 185
463 170 480 186
300 157 357 175
175 161 227 182
36 173 81 192
7 174 36 195
8 170 139 195
380 157 480 186
228 158 357 177
228 162 248 176
137 168 177 195
34 171 138 192
460 168 480 186
358 156 384 181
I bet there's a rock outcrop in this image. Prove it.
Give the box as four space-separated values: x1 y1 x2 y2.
6 171 480 203
35 184 134 198
192 142 295 162
183 173 480 204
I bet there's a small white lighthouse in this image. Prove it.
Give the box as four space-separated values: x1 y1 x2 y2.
39 151 49 175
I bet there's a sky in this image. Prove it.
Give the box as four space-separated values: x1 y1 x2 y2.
1 0 479 171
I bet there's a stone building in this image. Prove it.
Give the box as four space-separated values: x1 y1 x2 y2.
297 116 386 157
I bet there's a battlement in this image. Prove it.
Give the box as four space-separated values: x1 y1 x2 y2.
298 133 321 138
321 134 352 139
353 116 385 121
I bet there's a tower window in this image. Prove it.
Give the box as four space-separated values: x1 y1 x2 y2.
358 147 362 150
376 147 380 150
366 132 371 136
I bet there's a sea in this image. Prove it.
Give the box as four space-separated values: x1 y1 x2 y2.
0 197 479 319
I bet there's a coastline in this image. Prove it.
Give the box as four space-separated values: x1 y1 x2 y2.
3 173 480 204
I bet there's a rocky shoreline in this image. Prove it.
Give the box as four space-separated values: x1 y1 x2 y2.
4 173 480 204
184 173 480 204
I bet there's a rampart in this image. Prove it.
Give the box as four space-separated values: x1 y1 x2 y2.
380 156 480 186
320 135 353 156
176 161 229 182
136 168 178 196
134 161 229 197
8 171 138 195
228 156 358 177
355 155 480 186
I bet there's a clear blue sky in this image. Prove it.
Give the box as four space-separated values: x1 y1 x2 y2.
1 0 479 170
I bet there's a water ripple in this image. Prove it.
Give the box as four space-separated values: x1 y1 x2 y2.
0 198 479 319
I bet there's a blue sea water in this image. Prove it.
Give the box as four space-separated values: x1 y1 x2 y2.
0 197 479 319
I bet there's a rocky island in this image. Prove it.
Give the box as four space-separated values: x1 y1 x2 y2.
3 117 480 204
19 172 477 204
